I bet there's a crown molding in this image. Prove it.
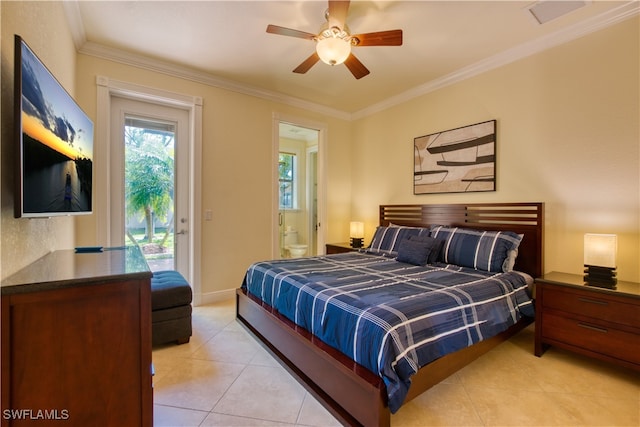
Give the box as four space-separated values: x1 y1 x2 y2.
351 1 639 120
66 1 637 122
78 41 352 121
62 0 86 51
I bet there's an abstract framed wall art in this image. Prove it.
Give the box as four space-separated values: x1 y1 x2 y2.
414 120 496 195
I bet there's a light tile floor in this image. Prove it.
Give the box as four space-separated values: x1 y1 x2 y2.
153 299 639 426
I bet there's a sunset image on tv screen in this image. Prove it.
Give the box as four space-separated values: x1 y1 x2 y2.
20 40 93 214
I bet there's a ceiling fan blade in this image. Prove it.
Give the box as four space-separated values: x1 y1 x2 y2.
344 53 370 79
351 29 403 47
266 24 316 40
328 0 350 29
293 52 320 74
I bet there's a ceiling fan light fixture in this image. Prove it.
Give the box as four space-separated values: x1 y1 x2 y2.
267 1 400 78
316 37 351 65
315 25 351 66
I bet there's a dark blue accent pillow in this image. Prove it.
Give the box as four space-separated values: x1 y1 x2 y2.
407 235 445 264
396 238 432 266
369 225 429 255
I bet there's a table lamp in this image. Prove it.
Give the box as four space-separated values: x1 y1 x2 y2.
350 221 364 248
584 233 617 288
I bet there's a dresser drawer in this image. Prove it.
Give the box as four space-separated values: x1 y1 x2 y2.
541 287 640 327
542 312 640 364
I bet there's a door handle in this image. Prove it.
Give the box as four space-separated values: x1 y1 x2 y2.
176 230 187 235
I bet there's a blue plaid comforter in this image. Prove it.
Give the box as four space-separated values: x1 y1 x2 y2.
241 252 534 413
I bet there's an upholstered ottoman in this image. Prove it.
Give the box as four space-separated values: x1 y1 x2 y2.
151 270 192 346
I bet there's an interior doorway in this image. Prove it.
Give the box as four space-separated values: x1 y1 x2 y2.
275 119 325 259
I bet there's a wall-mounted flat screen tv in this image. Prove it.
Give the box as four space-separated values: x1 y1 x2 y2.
14 34 93 218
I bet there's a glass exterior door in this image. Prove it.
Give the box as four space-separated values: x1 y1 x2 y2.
110 96 190 275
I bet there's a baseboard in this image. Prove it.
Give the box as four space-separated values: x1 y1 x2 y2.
194 288 236 306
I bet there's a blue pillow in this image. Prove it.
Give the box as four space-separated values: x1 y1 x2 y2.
430 225 523 272
396 238 432 266
368 225 429 255
407 235 444 264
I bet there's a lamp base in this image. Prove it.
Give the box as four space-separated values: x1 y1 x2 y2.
350 238 363 249
584 265 617 289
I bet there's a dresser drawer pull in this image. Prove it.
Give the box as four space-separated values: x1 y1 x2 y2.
578 322 608 333
577 297 608 306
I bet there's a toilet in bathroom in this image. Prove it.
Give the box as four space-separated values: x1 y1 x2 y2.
284 229 308 258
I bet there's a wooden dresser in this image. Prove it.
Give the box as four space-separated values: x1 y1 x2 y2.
1 247 153 426
534 272 640 371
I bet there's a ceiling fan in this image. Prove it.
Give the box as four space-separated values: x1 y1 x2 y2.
266 0 403 79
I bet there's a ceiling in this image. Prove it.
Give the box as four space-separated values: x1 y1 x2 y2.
65 1 638 117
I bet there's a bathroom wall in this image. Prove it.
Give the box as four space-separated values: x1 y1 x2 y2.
279 136 308 255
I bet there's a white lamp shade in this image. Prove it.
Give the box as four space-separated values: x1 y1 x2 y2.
350 221 364 239
584 234 617 268
316 37 351 65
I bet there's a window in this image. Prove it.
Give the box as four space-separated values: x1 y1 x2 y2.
279 152 295 209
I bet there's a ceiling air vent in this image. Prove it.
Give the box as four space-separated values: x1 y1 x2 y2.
525 1 590 25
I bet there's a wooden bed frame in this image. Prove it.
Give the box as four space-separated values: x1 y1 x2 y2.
236 202 544 426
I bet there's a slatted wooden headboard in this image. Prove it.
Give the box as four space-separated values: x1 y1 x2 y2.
379 203 544 278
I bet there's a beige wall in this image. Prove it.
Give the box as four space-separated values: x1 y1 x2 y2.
2 2 637 289
1 1 77 279
351 18 639 282
74 55 352 299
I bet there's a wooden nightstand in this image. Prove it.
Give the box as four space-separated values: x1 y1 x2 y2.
534 272 640 371
325 242 358 254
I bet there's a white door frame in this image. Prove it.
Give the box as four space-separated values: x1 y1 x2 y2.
306 145 319 255
96 76 203 304
272 113 327 258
